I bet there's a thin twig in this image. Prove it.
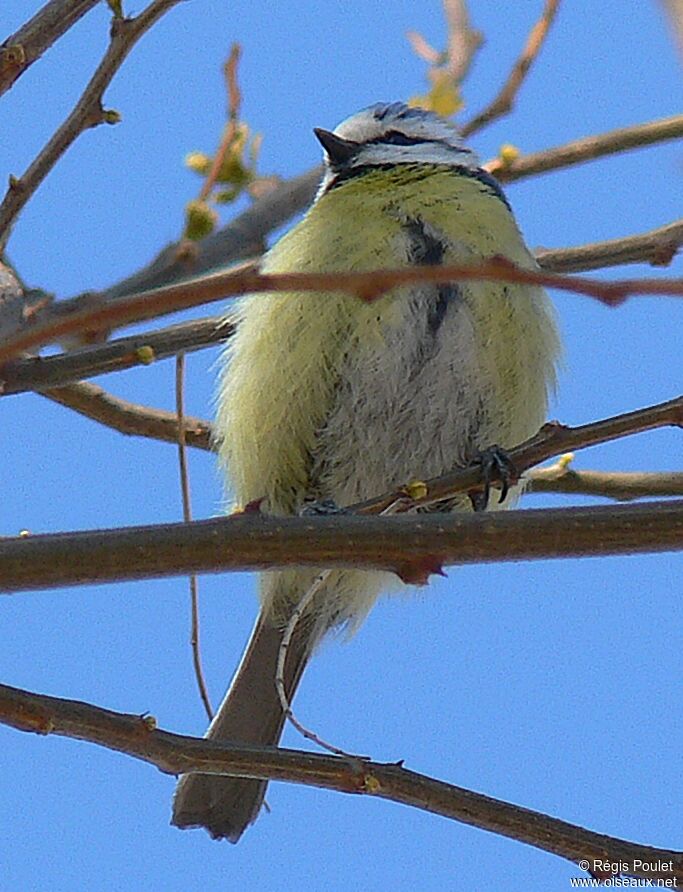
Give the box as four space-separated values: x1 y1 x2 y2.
0 0 101 97
0 0 183 249
441 0 483 85
488 114 683 182
407 0 483 114
197 44 242 204
1 258 681 365
175 355 213 720
2 682 681 882
276 493 409 755
275 569 351 756
39 380 213 450
462 0 561 137
660 0 683 58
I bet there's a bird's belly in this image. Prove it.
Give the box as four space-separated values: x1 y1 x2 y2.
309 281 546 508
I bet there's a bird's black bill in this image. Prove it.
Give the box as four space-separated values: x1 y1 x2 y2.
313 128 360 165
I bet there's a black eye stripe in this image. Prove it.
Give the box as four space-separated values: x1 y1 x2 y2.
365 130 474 152
371 130 424 146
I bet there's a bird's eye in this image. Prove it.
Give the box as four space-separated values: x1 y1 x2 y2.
379 130 424 146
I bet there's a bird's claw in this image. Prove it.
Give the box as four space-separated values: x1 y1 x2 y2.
469 445 518 511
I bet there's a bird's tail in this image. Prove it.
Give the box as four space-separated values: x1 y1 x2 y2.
171 611 312 842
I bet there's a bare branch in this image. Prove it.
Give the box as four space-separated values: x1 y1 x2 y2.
40 380 213 450
535 219 683 273
406 1 483 110
660 0 683 58
440 0 484 85
196 44 242 204
462 0 561 137
1 316 232 395
1 681 681 882
3 217 679 396
28 384 683 506
0 0 184 249
2 498 682 594
488 114 683 182
527 463 683 501
1 259 681 365
0 0 100 97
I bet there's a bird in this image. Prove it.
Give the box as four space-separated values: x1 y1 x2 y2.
172 101 560 841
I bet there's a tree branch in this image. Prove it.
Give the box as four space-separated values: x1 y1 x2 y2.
535 219 683 273
39 380 213 450
488 114 683 182
440 0 483 85
0 315 232 395
0 0 183 249
1 259 681 365
358 394 683 515
0 0 100 97
30 386 683 506
3 218 679 396
527 463 683 500
23 383 683 508
0 682 680 882
174 353 214 719
91 109 683 301
1 498 682 594
461 0 561 137
407 0 483 91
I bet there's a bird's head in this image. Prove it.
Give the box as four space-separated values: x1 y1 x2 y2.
315 102 479 193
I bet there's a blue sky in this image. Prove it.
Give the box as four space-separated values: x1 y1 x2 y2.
1 2 681 890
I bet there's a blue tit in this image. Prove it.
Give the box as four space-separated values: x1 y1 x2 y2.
172 101 560 841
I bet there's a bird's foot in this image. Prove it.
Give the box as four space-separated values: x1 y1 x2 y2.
468 445 518 511
299 497 348 517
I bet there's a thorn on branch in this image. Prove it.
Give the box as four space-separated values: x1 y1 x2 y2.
7 175 24 193
396 556 448 586
0 44 26 79
651 238 680 267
